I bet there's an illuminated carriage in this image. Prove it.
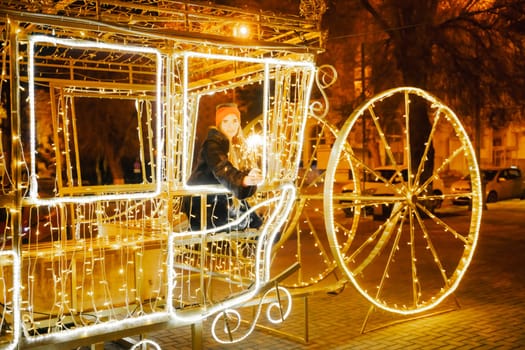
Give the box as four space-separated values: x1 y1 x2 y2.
0 1 482 349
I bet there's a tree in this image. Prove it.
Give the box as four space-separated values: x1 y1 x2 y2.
74 97 140 184
312 0 525 177
331 1 524 124
32 94 145 186
322 0 525 119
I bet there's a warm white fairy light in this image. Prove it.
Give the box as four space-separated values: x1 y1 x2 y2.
9 24 318 350
19 198 171 343
27 35 164 204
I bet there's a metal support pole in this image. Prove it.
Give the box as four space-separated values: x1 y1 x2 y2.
303 295 309 343
191 322 203 350
91 342 105 350
191 194 207 350
474 106 487 210
9 22 23 348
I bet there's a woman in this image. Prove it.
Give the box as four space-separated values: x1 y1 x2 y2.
183 103 263 231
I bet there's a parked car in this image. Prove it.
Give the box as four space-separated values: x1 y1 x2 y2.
451 166 525 205
341 165 445 219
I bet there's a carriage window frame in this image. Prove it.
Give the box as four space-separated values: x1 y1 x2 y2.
27 35 164 204
181 52 272 192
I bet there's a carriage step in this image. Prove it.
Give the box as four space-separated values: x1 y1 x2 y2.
172 229 259 246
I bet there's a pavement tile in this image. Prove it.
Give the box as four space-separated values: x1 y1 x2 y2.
93 200 525 349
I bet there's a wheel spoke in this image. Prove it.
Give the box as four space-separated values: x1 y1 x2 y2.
414 108 442 188
417 145 468 196
368 106 400 168
408 207 420 307
373 207 408 301
412 208 451 284
415 202 470 245
404 91 413 187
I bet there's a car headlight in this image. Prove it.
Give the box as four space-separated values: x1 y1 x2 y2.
452 185 470 192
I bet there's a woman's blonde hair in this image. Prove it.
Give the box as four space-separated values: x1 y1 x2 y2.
229 129 251 170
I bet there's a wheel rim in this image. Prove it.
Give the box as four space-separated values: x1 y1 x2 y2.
324 87 482 314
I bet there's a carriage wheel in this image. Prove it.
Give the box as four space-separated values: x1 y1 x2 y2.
324 87 482 314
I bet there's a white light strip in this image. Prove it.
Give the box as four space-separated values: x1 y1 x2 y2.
167 184 295 322
181 53 190 184
131 339 162 350
262 62 269 180
262 184 296 281
27 35 164 204
23 313 170 345
172 195 278 236
210 285 292 344
184 51 315 68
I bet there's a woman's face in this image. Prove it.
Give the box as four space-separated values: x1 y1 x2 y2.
219 113 240 141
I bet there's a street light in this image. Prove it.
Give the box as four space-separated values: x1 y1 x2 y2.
233 23 250 39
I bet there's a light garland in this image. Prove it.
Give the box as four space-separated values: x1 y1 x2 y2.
7 31 318 349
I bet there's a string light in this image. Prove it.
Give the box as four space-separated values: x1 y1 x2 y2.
14 32 317 347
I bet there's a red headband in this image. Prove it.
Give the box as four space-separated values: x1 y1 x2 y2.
215 104 240 126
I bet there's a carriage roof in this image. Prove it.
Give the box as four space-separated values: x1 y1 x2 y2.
0 0 324 90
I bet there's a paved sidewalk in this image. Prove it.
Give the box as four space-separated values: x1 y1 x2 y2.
132 200 525 349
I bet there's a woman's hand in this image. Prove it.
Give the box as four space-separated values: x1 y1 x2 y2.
243 168 263 186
